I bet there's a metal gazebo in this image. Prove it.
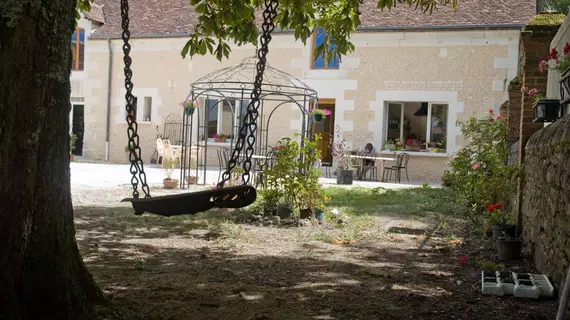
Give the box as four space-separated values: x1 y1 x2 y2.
179 56 319 187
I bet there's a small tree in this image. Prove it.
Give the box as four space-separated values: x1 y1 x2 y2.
446 110 519 225
330 125 351 170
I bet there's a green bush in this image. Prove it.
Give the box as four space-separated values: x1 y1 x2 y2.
263 134 326 214
445 110 519 225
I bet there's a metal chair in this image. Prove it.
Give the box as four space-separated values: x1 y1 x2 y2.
383 153 410 183
321 161 332 178
216 148 226 184
255 148 277 189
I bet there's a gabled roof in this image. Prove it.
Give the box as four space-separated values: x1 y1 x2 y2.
91 0 537 38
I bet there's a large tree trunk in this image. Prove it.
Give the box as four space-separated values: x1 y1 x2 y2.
0 1 104 319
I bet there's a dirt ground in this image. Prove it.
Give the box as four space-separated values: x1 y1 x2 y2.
74 186 559 320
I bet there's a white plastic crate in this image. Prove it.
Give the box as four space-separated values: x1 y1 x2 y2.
481 271 504 296
531 274 554 298
513 273 541 299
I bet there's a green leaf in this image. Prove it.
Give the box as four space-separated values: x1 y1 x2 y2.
181 40 191 58
199 40 207 55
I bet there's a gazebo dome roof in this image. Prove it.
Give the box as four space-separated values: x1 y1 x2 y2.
190 56 318 103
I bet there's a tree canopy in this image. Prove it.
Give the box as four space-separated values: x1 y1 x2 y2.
182 0 457 64
540 0 570 14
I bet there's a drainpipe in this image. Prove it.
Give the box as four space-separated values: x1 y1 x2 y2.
104 39 113 161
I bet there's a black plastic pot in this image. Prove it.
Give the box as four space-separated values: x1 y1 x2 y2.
497 238 522 261
492 224 516 239
337 169 353 185
313 114 323 123
277 205 294 219
299 208 313 219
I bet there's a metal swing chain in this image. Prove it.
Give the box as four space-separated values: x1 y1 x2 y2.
217 0 279 189
121 0 151 199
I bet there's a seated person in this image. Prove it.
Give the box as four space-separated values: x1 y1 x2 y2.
358 143 376 179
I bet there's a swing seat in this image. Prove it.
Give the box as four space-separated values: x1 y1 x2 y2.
121 185 256 217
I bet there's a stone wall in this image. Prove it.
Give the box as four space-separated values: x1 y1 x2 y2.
522 114 570 289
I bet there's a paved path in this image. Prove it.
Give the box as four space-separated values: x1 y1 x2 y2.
70 162 440 190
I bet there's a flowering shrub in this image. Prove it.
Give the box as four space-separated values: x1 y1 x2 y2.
445 110 519 225
538 42 570 73
521 87 547 102
330 125 351 170
486 203 513 225
264 134 326 213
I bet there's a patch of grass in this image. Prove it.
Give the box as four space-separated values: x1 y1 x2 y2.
324 187 458 217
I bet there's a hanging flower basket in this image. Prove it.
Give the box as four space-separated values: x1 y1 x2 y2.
310 108 332 123
180 99 200 116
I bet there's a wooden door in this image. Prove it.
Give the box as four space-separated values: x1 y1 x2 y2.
312 99 335 163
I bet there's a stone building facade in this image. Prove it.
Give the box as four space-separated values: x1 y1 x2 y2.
76 0 535 182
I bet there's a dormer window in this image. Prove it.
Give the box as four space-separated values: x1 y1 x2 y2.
71 28 85 71
311 27 339 70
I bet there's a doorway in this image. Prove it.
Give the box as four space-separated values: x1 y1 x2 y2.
312 98 335 163
72 104 85 156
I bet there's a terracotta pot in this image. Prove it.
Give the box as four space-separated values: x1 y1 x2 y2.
70 154 75 161
483 219 493 237
185 175 197 184
214 137 227 143
163 178 179 189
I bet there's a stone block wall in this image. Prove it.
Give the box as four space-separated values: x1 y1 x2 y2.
522 114 570 289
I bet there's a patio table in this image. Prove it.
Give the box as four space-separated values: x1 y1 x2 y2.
348 154 395 182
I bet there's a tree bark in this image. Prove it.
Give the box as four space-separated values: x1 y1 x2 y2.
0 1 105 319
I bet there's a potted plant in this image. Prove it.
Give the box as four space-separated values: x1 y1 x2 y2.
383 139 396 152
70 133 77 161
162 157 179 189
124 144 133 162
180 99 200 116
487 203 516 239
330 125 353 185
212 133 228 143
394 138 403 151
264 137 302 218
310 108 332 123
497 233 523 261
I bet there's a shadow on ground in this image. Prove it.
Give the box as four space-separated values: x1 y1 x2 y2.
75 206 558 320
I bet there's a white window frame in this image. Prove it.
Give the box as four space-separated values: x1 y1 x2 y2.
124 96 153 124
383 101 449 152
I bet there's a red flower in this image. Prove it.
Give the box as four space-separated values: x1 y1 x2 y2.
489 118 494 122
564 43 570 55
487 203 503 212
276 145 283 150
489 109 494 114
459 255 468 264
496 115 502 120
550 48 559 62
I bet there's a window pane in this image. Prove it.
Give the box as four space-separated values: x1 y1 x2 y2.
313 28 326 69
403 102 427 150
386 103 402 145
143 97 152 121
71 29 77 70
430 104 448 153
206 99 218 137
221 99 233 136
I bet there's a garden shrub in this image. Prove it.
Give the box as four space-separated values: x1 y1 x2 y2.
263 134 327 215
445 110 519 225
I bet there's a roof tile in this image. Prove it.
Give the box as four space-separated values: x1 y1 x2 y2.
92 0 537 37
